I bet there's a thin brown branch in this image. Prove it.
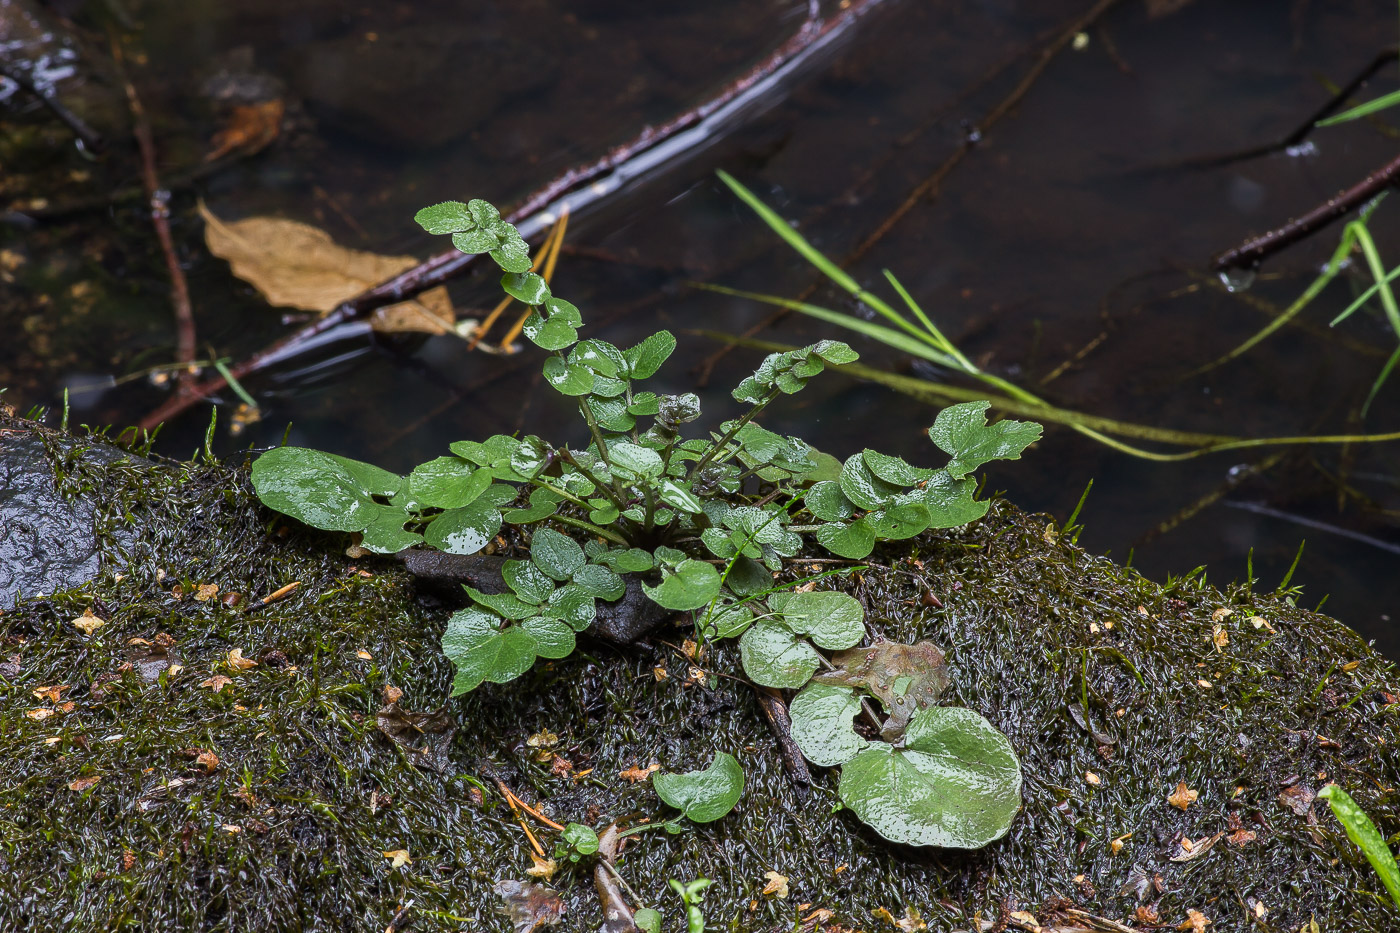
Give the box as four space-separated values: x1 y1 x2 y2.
1211 150 1400 273
133 0 892 433
110 33 197 395
753 685 812 794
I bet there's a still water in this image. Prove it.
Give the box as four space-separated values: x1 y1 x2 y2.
4 0 1399 652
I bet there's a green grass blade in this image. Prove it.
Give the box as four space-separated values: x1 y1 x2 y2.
1352 222 1400 337
881 270 975 371
213 358 260 411
1317 784 1400 907
1363 342 1400 416
695 283 962 369
1330 261 1400 326
1315 88 1400 127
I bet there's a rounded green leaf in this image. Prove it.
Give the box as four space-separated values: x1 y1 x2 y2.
634 908 662 933
624 330 676 379
917 471 990 529
865 501 931 540
489 235 531 273
407 456 490 510
700 601 753 640
503 559 555 605
570 339 626 378
522 310 579 351
452 228 498 253
501 271 550 305
739 620 820 689
543 584 596 632
543 357 595 396
862 449 934 486
358 504 424 554
653 752 744 823
609 442 664 481
442 608 538 694
531 528 585 581
659 479 704 514
424 499 502 555
503 487 563 524
838 706 1022 849
777 591 865 650
814 518 875 560
520 615 575 660
839 456 900 511
414 201 473 235
804 481 855 522
571 563 626 601
642 559 722 611
463 585 539 620
789 684 868 767
562 823 600 855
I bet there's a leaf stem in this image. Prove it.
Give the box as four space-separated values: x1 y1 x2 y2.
551 512 630 546
687 390 777 481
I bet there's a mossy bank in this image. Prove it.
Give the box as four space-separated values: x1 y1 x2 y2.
2 410 1398 932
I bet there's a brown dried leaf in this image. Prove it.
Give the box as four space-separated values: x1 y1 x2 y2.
813 638 950 741
1279 783 1315 816
206 99 284 161
199 203 453 330
1177 908 1210 932
526 853 558 880
71 608 103 635
494 879 565 933
383 848 411 868
375 702 457 774
32 684 68 703
194 583 220 602
227 648 258 671
201 675 234 693
67 775 102 792
1168 781 1199 810
619 762 659 783
762 870 789 898
26 708 53 720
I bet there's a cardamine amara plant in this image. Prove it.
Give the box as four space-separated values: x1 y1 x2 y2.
250 193 1042 849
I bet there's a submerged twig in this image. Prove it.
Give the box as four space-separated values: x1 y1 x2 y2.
110 33 198 395
1212 151 1400 273
0 62 105 152
133 0 892 432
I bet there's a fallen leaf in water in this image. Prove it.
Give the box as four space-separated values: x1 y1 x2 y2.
495 879 565 933
68 775 102 792
71 608 103 635
383 849 411 869
199 203 454 333
620 762 659 783
762 870 789 898
1168 782 1198 810
206 99 284 161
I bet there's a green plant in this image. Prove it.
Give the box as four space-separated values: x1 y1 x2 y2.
250 197 1040 849
668 878 712 933
1318 784 1400 908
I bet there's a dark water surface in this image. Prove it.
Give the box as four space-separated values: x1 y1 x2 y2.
4 1 1400 652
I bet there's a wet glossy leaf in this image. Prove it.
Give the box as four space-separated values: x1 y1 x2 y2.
627 392 661 416
489 233 532 274
510 436 551 478
609 442 664 481
634 908 662 933
462 585 540 620
503 559 555 604
929 401 1042 480
414 201 475 235
814 518 875 559
522 311 580 351
359 505 425 553
811 340 858 365
502 271 550 305
543 357 595 396
642 559 721 611
571 339 627 378
776 591 865 650
424 499 502 555
659 479 704 514
838 706 1022 849
789 683 868 767
591 548 654 573
839 456 900 510
658 393 701 425
521 616 575 659
443 608 538 694
562 823 599 856
916 472 989 529
625 330 676 379
653 752 744 823
865 500 931 540
862 449 934 486
251 447 398 531
543 584 596 632
571 563 625 601
1317 784 1400 907
407 457 490 510
503 487 563 524
739 619 820 689
531 528 586 581
804 481 855 521
700 601 754 640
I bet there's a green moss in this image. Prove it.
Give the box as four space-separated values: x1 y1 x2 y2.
2 413 1399 931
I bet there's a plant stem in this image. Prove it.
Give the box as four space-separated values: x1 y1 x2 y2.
558 449 628 512
552 513 630 546
687 391 777 480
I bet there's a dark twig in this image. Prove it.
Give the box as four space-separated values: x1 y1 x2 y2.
110 34 198 394
0 62 105 152
753 686 812 795
133 0 891 433
1210 151 1400 273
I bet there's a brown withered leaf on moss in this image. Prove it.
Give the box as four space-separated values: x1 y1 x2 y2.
374 702 457 774
1168 781 1199 811
494 879 565 933
813 637 950 741
199 203 454 334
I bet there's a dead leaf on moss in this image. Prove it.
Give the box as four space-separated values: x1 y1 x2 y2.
1279 783 1315 816
194 583 220 602
762 870 789 898
1168 781 1198 810
26 708 53 720
526 853 557 880
227 648 257 671
201 675 233 693
32 684 68 703
374 702 456 774
620 762 659 783
383 848 411 868
68 775 102 791
199 203 455 335
71 608 103 635
1177 908 1210 932
814 638 950 741
494 879 565 933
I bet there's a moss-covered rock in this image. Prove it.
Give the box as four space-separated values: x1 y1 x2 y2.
2 411 1398 932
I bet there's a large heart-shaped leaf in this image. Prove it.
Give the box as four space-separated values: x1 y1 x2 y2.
442 608 538 694
814 518 875 559
928 401 1042 480
424 499 502 555
407 457 491 510
739 619 820 689
789 683 868 767
653 752 744 823
531 528 586 581
642 559 721 611
837 706 1022 849
915 471 989 529
252 447 397 532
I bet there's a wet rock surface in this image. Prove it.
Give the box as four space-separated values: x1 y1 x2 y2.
2 413 1398 932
